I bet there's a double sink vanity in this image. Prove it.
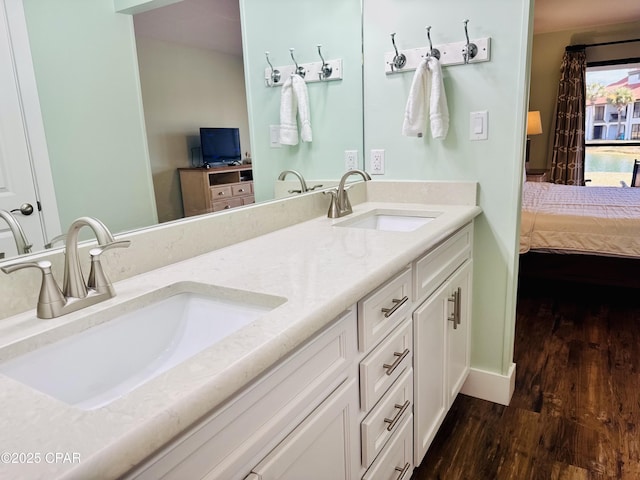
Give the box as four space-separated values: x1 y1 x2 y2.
0 180 480 479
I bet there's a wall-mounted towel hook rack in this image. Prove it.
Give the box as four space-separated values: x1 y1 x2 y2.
462 20 478 64
425 26 441 60
265 51 281 86
317 44 333 80
390 33 407 71
289 48 306 77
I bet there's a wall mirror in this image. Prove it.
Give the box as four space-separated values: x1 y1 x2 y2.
0 0 363 262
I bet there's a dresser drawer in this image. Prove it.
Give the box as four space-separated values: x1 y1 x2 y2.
362 412 413 480
413 223 472 303
212 197 243 212
361 368 413 469
358 267 412 352
360 318 412 411
232 182 253 197
211 185 233 200
242 195 255 206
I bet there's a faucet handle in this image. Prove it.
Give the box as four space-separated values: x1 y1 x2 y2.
323 189 340 218
87 240 130 294
1 260 65 319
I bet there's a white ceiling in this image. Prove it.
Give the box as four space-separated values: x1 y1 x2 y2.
132 0 640 55
132 0 242 56
534 0 640 34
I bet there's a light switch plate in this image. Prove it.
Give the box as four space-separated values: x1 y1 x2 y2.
470 111 488 141
269 125 282 148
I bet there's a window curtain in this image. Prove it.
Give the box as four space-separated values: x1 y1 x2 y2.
549 48 586 185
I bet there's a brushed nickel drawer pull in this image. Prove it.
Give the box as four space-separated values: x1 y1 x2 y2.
381 295 408 318
218 191 225 196
383 400 410 431
238 188 245 192
448 291 458 329
394 463 411 480
383 348 410 376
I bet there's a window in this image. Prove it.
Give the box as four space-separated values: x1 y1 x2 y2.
585 62 640 186
593 125 605 139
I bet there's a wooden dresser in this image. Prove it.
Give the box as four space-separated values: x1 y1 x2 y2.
178 165 254 217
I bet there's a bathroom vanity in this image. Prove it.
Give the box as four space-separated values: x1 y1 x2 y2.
0 181 480 479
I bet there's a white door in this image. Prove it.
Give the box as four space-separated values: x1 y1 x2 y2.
0 0 60 258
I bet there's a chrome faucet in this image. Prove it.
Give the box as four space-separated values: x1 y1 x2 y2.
0 209 33 255
277 170 309 194
1 216 130 319
325 169 371 218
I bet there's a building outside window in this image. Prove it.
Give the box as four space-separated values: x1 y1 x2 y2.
584 64 640 186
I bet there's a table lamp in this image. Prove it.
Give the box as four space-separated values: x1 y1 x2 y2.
526 111 543 166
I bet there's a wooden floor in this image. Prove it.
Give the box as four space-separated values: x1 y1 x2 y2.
412 279 640 480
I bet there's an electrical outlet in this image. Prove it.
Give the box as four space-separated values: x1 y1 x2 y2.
370 149 385 175
344 150 358 170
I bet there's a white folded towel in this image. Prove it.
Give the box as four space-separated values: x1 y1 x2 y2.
402 56 449 139
279 74 312 145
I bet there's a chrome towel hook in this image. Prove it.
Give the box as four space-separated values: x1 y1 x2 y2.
265 51 281 85
390 33 406 71
462 19 478 64
289 48 306 77
425 26 440 60
317 44 333 80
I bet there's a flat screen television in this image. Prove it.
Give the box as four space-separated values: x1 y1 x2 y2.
200 127 241 166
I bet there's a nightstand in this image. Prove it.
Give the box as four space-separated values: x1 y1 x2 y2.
526 169 548 182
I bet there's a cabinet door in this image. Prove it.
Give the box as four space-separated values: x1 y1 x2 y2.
248 378 360 480
412 286 447 465
446 260 473 407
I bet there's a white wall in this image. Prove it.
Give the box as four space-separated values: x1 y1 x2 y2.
135 36 251 222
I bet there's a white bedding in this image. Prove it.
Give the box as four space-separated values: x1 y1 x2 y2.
520 182 640 258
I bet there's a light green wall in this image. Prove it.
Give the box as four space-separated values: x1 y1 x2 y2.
22 0 157 234
363 0 533 375
239 0 363 202
528 20 640 171
135 37 250 223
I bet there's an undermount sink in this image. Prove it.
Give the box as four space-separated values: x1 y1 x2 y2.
335 209 441 232
0 282 285 410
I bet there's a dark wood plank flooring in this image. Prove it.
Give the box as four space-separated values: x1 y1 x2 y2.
412 279 640 480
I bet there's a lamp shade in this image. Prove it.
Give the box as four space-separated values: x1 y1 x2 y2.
527 111 543 136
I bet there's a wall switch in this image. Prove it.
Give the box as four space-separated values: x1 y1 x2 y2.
269 125 282 148
370 149 385 175
469 111 488 141
344 150 358 170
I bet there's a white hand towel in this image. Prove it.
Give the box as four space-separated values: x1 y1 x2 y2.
292 74 312 142
401 56 449 139
402 58 429 137
279 74 313 145
279 75 299 145
427 56 449 139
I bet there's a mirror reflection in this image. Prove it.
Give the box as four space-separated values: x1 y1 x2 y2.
0 0 363 261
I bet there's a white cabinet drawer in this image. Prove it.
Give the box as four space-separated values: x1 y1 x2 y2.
361 368 413 468
413 223 472 303
362 412 413 480
358 267 412 352
359 318 412 411
126 310 357 480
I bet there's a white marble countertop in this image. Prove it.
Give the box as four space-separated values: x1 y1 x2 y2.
0 199 480 479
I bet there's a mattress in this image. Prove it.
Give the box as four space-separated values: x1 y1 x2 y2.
520 182 640 258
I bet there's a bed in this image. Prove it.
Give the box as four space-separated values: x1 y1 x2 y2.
519 181 640 287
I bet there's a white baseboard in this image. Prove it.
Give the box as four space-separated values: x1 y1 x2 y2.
460 363 516 406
